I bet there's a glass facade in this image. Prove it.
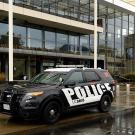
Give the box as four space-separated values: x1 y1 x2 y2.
0 22 93 56
98 5 135 74
1 0 96 25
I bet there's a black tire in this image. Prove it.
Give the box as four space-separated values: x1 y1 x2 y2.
98 94 111 112
42 101 61 124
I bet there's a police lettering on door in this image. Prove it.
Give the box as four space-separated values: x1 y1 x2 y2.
62 83 112 107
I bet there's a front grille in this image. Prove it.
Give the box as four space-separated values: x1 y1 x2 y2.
0 88 24 114
1 92 13 103
16 94 24 102
4 93 12 102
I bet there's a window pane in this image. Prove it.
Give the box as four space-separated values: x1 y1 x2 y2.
0 23 8 47
0 23 8 35
57 32 68 53
115 18 121 27
129 15 134 23
29 28 42 40
14 25 26 47
45 31 56 51
80 35 89 55
30 39 42 48
28 28 42 48
69 35 79 54
126 48 133 59
108 25 114 33
129 23 134 35
13 58 27 80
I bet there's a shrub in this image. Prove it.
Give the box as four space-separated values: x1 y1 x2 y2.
124 73 135 81
0 73 5 81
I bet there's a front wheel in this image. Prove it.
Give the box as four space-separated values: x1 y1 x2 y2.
98 95 111 112
42 101 61 124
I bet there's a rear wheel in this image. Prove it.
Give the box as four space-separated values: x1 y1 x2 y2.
98 94 111 112
42 101 61 124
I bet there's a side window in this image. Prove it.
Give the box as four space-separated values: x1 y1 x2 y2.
84 71 100 82
67 72 84 83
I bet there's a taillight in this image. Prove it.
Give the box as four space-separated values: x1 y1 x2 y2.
112 80 117 85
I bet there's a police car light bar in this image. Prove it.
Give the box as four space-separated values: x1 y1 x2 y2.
56 65 84 68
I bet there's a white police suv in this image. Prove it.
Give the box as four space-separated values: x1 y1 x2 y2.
0 67 116 123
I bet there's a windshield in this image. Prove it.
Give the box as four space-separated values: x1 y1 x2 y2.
30 72 67 85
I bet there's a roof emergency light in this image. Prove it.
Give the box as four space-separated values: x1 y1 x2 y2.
56 65 85 68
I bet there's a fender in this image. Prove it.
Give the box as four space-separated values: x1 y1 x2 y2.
39 95 65 113
101 91 113 102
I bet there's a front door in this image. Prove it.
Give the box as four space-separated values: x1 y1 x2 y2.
62 71 88 107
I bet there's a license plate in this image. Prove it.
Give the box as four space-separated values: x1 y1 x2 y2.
3 104 10 111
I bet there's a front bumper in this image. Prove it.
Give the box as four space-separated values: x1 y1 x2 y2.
0 102 41 119
0 92 41 119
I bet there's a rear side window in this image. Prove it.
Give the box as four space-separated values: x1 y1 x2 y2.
67 71 84 83
101 71 113 81
84 71 100 82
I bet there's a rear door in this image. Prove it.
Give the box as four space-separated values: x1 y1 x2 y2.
100 70 116 96
83 70 103 103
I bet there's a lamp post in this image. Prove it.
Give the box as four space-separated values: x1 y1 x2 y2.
94 0 97 69
9 0 13 81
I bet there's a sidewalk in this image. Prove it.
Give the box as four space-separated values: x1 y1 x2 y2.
113 90 135 109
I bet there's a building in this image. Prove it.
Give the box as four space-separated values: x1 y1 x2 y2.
0 0 135 80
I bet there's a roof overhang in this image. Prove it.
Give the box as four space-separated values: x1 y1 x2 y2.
0 47 105 60
99 0 135 16
0 2 103 34
122 0 135 6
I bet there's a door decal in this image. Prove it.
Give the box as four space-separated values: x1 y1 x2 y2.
62 83 111 106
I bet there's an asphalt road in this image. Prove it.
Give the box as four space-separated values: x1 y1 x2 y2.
0 91 135 135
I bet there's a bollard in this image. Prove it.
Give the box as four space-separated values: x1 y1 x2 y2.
126 84 130 107
126 84 130 95
116 85 120 96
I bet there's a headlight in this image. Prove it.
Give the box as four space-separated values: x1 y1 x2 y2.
23 91 44 101
26 91 44 96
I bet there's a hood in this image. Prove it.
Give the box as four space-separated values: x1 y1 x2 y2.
4 83 57 94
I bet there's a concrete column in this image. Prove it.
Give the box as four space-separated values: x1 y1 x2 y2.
9 0 13 81
94 0 98 69
27 56 31 80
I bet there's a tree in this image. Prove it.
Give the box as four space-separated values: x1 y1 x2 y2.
0 32 24 48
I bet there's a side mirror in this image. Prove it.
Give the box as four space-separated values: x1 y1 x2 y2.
59 77 64 83
65 81 76 87
23 76 27 80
